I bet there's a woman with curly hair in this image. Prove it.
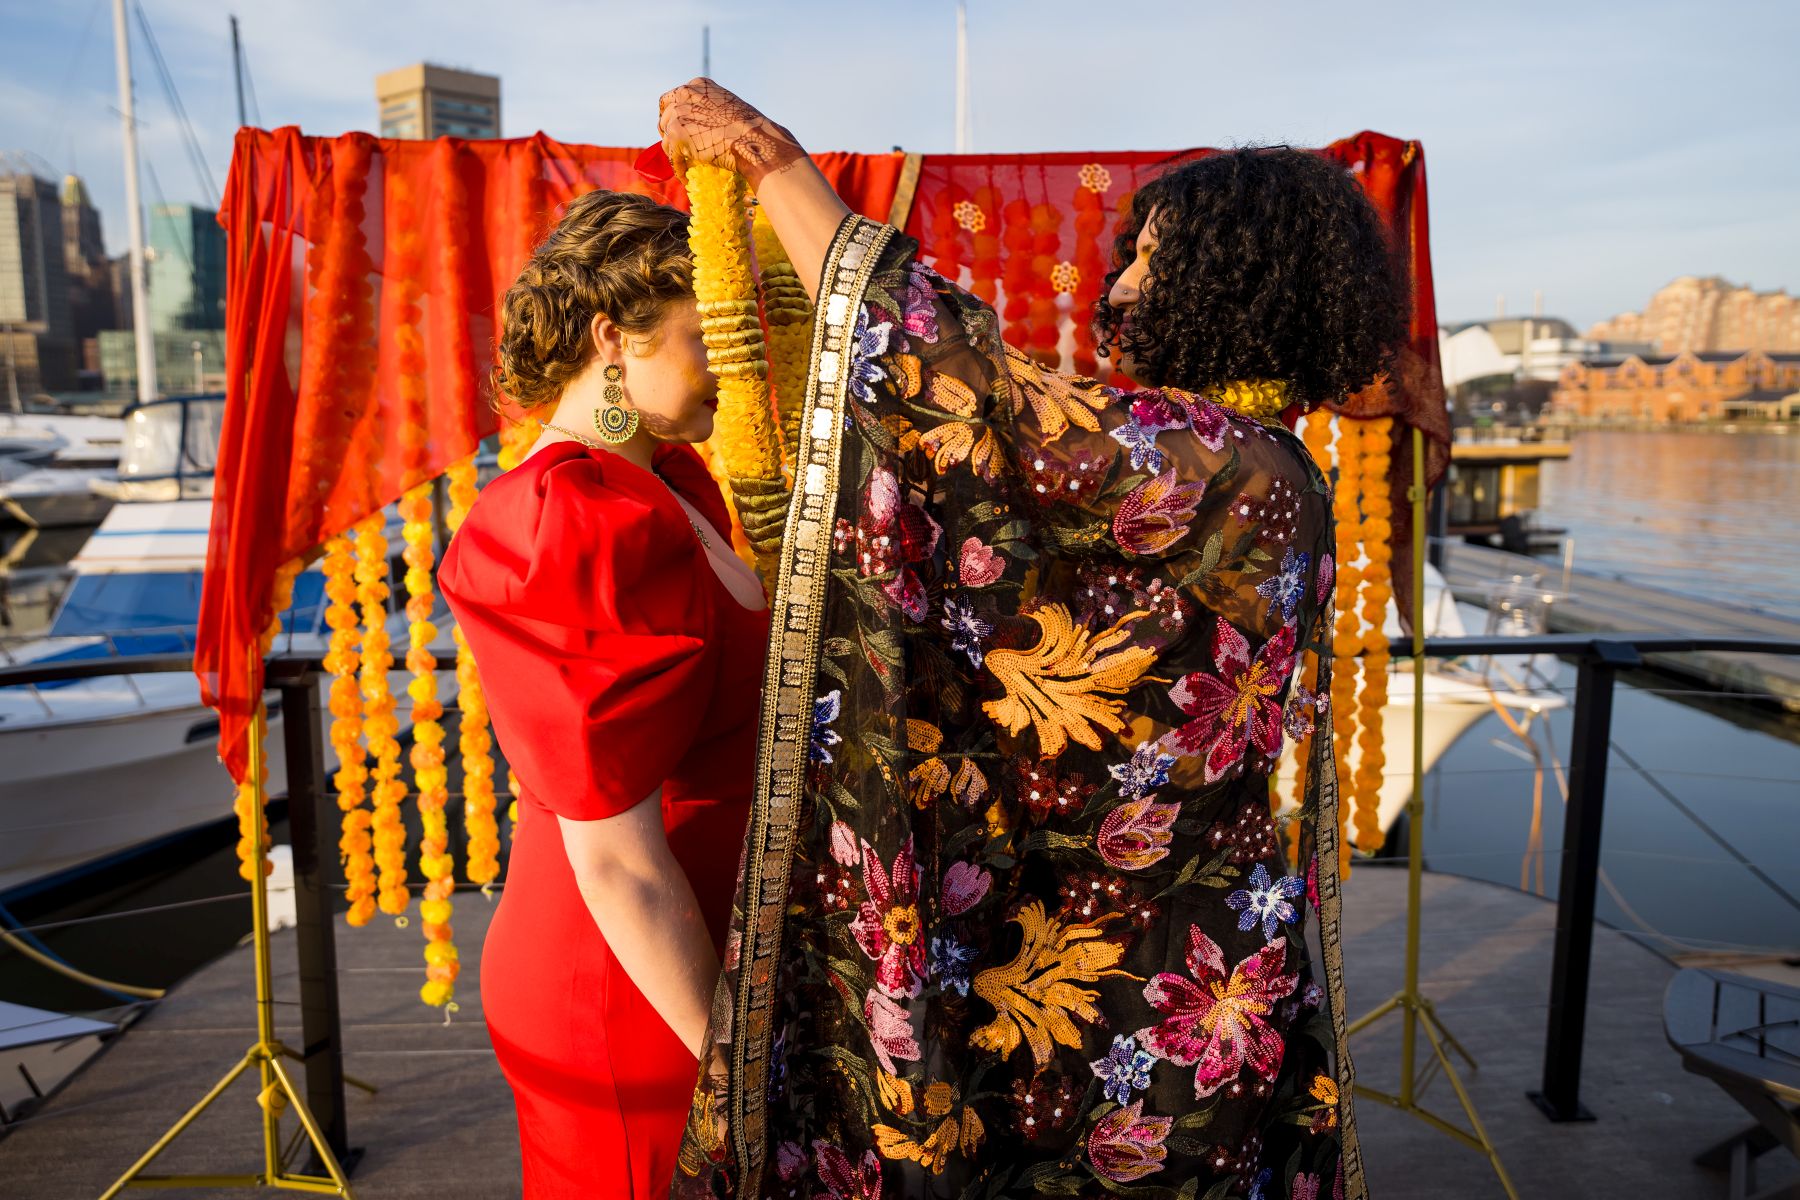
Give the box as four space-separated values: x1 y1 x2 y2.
656 83 1406 1200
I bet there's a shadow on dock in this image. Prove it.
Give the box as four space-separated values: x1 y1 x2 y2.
1 869 1793 1198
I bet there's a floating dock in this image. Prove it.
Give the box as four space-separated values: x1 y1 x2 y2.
0 870 1787 1198
1442 541 1800 710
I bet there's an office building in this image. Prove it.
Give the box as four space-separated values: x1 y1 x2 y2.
147 203 225 334
376 64 501 139
62 174 116 378
1 167 76 395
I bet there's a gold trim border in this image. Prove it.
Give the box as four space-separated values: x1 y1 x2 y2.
728 214 896 1188
1310 648 1368 1199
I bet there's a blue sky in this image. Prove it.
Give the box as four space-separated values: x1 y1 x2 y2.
3 0 1795 329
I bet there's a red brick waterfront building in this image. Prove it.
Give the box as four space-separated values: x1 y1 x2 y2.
1550 349 1800 422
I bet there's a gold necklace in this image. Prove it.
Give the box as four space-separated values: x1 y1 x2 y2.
539 421 713 550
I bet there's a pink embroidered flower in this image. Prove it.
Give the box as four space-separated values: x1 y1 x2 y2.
841 467 942 623
1316 551 1336 606
812 1139 883 1200
1292 1171 1323 1200
775 1140 809 1181
897 263 942 344
863 989 921 1076
958 536 1004 587
829 820 861 866
1167 621 1298 783
1169 390 1230 451
1113 469 1206 555
1136 928 1299 1098
942 860 991 916
1097 796 1181 871
1086 1099 1173 1183
850 839 927 996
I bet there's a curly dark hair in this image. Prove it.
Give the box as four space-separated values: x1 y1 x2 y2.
1092 148 1409 409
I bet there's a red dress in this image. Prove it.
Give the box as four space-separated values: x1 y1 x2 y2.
439 440 767 1198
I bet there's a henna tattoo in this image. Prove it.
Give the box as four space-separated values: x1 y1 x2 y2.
659 79 805 183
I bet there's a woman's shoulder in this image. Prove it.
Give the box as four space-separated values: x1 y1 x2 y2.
439 441 704 629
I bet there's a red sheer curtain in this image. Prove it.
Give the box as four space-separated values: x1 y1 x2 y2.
200 129 1437 781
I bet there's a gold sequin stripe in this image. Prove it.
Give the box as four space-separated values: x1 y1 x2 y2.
1309 645 1368 1199
723 215 895 1191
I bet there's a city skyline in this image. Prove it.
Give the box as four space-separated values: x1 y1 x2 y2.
2 0 1795 331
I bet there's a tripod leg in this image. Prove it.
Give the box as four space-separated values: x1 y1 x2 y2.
1420 997 1479 1071
98 1050 258 1200
267 1054 355 1194
1420 1011 1519 1200
1347 992 1402 1037
278 1044 377 1094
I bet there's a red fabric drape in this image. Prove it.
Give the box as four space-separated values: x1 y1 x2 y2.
200 130 904 782
200 130 1438 782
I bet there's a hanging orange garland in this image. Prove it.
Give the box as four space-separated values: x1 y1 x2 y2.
353 512 408 918
447 455 502 891
324 533 377 925
233 559 301 882
1351 418 1394 853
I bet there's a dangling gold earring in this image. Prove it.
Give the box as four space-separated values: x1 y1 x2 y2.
594 363 639 444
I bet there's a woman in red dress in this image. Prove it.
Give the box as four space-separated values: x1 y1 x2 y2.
438 190 768 1198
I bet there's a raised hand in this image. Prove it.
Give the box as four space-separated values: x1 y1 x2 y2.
657 78 805 184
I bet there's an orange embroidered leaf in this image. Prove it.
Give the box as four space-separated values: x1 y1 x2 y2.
1004 343 1106 441
981 604 1159 757
970 901 1132 1069
928 373 978 417
873 1118 959 1173
919 421 1000 480
906 719 944 753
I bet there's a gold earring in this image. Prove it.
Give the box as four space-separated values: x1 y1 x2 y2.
594 362 638 444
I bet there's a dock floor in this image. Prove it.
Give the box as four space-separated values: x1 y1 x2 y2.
2 868 1792 1199
1441 541 1800 709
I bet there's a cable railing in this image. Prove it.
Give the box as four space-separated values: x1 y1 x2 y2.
1 630 1797 1160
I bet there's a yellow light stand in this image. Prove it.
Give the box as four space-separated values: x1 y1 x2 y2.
1345 425 1519 1199
99 665 359 1198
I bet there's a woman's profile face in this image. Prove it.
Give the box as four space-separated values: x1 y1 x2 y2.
616 298 718 444
1106 208 1160 383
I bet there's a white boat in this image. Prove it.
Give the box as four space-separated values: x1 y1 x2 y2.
0 396 449 897
0 413 123 530
1277 560 1567 838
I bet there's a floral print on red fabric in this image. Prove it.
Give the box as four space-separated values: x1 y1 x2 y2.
1137 929 1299 1099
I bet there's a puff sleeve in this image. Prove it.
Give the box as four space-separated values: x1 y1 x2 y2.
439 445 716 821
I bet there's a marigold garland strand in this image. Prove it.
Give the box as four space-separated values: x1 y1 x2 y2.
354 512 408 918
448 455 502 891
325 534 376 925
687 163 784 577
1352 417 1394 853
233 559 300 882
751 204 815 477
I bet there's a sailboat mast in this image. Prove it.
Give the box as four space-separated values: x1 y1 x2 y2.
231 16 247 128
955 0 969 153
111 0 156 403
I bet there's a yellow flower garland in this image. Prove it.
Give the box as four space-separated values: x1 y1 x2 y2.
399 482 458 1007
233 559 301 882
751 204 816 476
354 512 408 918
687 164 785 577
325 534 377 925
496 413 540 472
448 455 502 891
1210 379 1291 423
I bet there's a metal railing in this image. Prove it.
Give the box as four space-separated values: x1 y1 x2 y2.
2 632 1797 1165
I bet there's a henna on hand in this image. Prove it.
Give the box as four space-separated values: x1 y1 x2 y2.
658 78 806 184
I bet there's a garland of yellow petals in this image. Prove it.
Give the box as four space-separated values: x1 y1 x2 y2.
449 455 502 892
232 559 301 882
496 413 540 472
325 534 377 925
399 482 459 1007
687 164 785 578
751 204 816 476
354 512 409 918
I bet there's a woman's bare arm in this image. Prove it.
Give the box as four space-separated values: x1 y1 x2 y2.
658 78 850 303
557 795 719 1058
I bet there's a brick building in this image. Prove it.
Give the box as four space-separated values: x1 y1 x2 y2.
1588 276 1800 354
1550 349 1800 422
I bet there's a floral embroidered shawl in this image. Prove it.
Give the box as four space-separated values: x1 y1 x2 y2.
674 216 1362 1200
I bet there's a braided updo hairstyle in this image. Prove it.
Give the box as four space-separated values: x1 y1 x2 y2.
494 190 694 409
